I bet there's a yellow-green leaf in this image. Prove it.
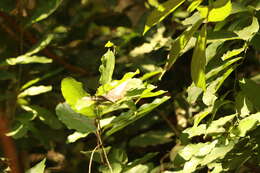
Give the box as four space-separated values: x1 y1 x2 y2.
191 24 207 90
143 0 186 34
198 0 232 22
99 50 115 85
61 77 90 106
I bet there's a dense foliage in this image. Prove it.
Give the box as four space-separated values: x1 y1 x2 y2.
0 0 260 172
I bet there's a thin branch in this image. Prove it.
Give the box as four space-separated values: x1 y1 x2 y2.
96 120 113 173
88 145 99 173
158 110 180 137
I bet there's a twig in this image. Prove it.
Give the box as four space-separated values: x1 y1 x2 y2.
96 119 113 173
88 145 99 173
158 110 180 137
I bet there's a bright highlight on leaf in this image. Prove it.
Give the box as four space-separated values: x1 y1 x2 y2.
198 0 232 22
191 24 207 90
61 77 90 106
26 158 46 173
143 0 186 34
26 0 63 26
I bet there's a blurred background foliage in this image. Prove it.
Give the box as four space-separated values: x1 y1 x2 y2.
0 0 259 172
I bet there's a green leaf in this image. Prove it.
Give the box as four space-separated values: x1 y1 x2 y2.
67 131 89 143
106 96 170 136
143 0 186 34
206 114 236 134
234 16 259 41
206 41 223 64
207 30 239 42
129 130 174 147
179 143 208 160
26 158 46 173
18 85 52 98
0 34 54 66
198 0 232 22
200 141 235 165
187 83 203 104
2 56 52 66
109 148 128 164
125 153 158 171
124 164 150 173
206 57 242 79
25 34 55 56
99 50 115 85
221 45 246 61
29 105 63 129
162 19 203 75
56 103 96 133
26 0 63 26
183 157 201 172
20 68 63 90
191 24 207 90
61 77 90 106
6 122 30 139
206 64 238 94
239 78 260 110
235 92 254 117
193 107 212 127
188 0 203 12
97 70 140 96
148 0 165 12
231 118 258 137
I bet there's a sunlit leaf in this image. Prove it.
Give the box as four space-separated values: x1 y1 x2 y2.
193 107 212 127
67 131 89 143
26 0 63 26
61 77 90 106
183 157 201 172
25 34 55 56
235 92 254 117
234 16 259 41
206 41 223 64
206 57 242 79
198 0 232 22
191 24 207 90
200 142 235 165
20 68 63 90
221 45 246 61
3 56 52 66
187 83 203 104
18 85 52 98
143 0 186 34
6 122 30 139
99 50 115 85
231 118 258 137
188 0 203 12
162 19 203 76
239 78 260 110
26 158 46 173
